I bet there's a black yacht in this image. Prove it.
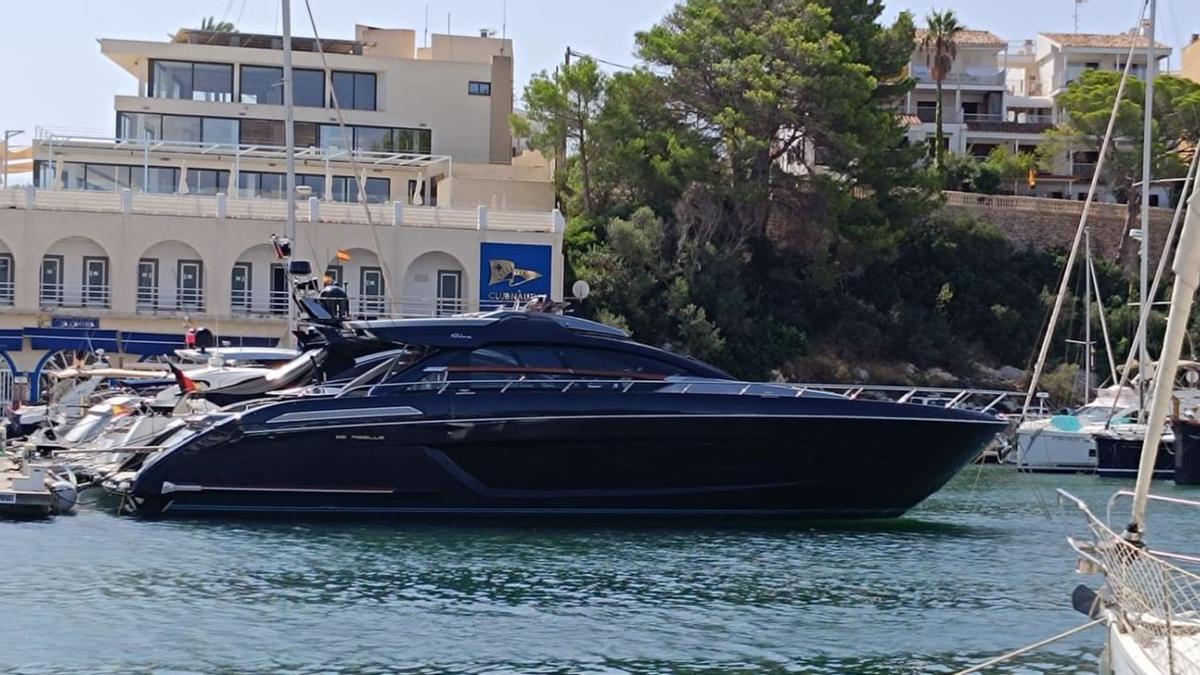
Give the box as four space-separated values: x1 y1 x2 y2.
107 297 1007 520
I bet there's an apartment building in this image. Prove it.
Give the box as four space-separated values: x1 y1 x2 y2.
0 24 564 402
904 27 1173 203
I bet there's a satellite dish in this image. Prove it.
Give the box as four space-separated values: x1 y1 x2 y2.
571 280 590 300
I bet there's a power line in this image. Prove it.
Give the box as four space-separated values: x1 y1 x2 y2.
566 48 637 72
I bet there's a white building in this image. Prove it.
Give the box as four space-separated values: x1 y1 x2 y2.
903 27 1173 204
0 24 564 403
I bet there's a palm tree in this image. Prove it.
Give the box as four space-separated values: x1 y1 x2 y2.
200 16 236 32
920 10 963 170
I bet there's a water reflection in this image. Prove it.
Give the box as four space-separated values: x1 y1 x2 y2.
0 467 1138 674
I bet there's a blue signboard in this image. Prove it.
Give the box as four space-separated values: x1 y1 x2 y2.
479 242 553 309
50 316 100 330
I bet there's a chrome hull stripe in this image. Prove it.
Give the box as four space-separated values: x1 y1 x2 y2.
266 406 422 424
245 412 1005 435
163 484 394 495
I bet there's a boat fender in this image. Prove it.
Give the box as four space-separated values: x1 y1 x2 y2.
48 480 78 514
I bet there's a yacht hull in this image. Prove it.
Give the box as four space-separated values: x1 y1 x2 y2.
1095 434 1174 480
1014 427 1097 473
126 395 1005 519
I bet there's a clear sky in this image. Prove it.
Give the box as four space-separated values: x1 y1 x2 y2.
1 0 1197 141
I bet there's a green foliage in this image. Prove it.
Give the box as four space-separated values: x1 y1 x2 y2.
532 0 1168 382
199 16 236 32
1040 71 1199 207
521 58 608 212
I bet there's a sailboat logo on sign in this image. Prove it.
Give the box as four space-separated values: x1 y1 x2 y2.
489 259 543 287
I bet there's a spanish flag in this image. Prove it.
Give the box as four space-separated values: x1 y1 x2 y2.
169 363 198 394
336 249 351 262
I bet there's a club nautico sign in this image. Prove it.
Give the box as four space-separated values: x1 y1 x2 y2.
479 243 552 308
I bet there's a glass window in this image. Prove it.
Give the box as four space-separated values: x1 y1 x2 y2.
354 73 377 111
294 69 325 107
61 162 86 190
236 172 259 199
393 128 432 154
192 63 233 102
331 71 376 111
187 168 229 195
84 164 118 191
241 66 283 105
331 71 354 109
162 115 202 143
0 254 12 304
117 112 162 141
362 177 389 203
554 347 689 376
260 173 284 198
468 81 491 96
202 118 239 146
295 121 319 148
297 174 325 198
319 124 353 151
152 60 194 99
241 119 284 146
133 167 179 194
355 127 392 152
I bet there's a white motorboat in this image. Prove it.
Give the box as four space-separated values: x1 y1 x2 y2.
1015 386 1140 472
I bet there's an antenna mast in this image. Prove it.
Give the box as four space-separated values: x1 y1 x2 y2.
1074 0 1088 33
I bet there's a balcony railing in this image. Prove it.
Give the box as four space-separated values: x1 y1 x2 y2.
0 186 563 233
0 281 12 306
910 69 1006 87
39 283 111 309
1073 162 1099 178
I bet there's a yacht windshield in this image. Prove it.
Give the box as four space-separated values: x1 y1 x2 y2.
1075 405 1131 424
61 412 113 444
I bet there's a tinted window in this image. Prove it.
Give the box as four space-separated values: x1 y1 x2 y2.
295 121 319 148
241 66 282 104
192 63 233 102
355 127 391 152
202 117 239 145
362 178 389 203
331 71 376 111
162 115 202 143
117 112 161 140
555 347 688 376
319 124 353 150
293 69 325 107
84 164 118 191
241 119 284 146
468 81 491 96
187 168 229 195
152 60 194 99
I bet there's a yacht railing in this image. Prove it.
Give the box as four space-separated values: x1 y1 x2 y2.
333 375 1025 414
1060 489 1200 673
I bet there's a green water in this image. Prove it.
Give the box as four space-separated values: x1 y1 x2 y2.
3 466 1195 674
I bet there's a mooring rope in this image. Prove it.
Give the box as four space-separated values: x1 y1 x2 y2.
949 618 1103 675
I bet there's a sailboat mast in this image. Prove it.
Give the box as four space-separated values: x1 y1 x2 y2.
1084 228 1092 399
282 0 297 340
1137 0 1156 422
